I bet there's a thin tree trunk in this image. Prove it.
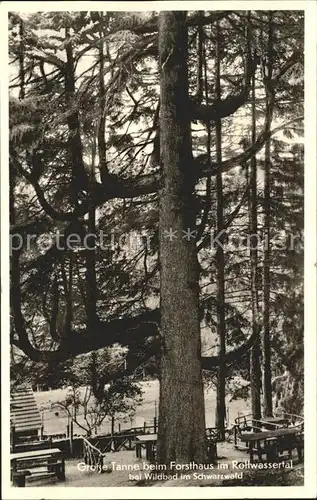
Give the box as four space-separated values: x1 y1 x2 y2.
157 11 206 466
18 19 25 100
98 17 108 184
86 206 97 327
61 254 73 334
84 26 108 326
263 12 274 417
86 134 97 327
196 17 204 102
262 138 272 417
214 19 226 440
10 21 25 349
249 70 262 421
64 26 89 197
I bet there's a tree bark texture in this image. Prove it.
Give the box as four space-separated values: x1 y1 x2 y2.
157 11 206 466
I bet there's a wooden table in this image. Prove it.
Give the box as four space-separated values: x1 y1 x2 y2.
135 434 157 462
11 447 65 485
239 428 303 462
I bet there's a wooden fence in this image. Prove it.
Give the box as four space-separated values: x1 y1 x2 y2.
12 421 233 460
82 436 107 471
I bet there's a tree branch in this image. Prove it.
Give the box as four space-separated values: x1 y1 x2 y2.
196 184 249 252
191 19 257 122
12 309 160 363
14 111 302 226
12 293 258 373
201 327 257 369
107 11 229 37
11 49 301 225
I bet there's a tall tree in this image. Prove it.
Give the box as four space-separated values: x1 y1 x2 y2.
157 11 206 465
214 18 226 440
249 67 262 421
8 11 304 462
262 12 274 417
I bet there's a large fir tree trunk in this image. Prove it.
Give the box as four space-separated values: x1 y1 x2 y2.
249 72 262 421
262 12 274 417
157 11 206 466
214 19 226 440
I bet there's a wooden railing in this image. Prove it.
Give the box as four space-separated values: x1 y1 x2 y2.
92 433 136 453
275 412 304 426
234 413 253 427
233 423 263 447
206 426 232 442
235 412 304 427
82 436 107 471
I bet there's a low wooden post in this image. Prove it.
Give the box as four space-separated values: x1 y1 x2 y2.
153 417 157 434
135 441 141 458
145 441 151 461
12 471 30 487
99 455 104 474
58 455 66 480
69 420 74 456
257 439 263 462
128 435 133 450
206 440 217 463
249 441 254 462
11 425 16 452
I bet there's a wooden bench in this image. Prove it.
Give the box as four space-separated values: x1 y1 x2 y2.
11 448 65 486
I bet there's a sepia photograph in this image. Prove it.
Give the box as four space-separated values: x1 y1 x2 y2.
2 1 316 498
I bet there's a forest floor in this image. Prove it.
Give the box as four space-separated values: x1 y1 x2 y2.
25 443 304 488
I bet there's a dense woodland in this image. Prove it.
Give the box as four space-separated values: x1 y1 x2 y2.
9 10 304 465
